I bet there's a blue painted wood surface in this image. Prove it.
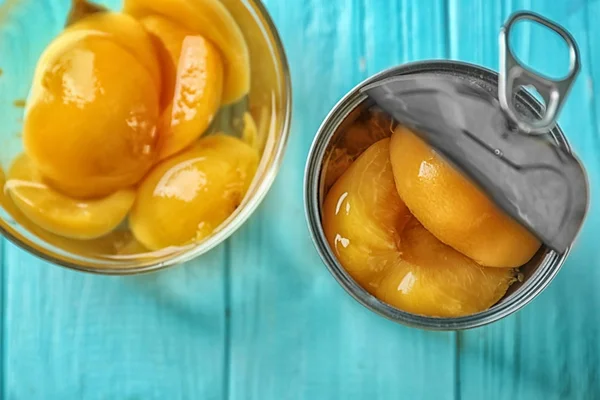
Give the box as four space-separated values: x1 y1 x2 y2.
0 0 599 399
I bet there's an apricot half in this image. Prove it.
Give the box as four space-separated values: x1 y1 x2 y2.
124 0 250 104
24 30 160 198
141 15 224 159
322 139 409 290
129 134 258 250
6 154 135 240
376 218 515 318
389 126 541 268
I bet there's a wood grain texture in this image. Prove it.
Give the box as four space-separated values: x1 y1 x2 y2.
450 1 600 399
1 0 600 399
226 1 457 400
3 247 228 400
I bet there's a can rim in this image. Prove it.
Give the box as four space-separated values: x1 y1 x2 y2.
304 60 571 330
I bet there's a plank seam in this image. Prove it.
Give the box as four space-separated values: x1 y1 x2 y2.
0 238 6 400
356 0 366 80
454 332 461 400
584 0 600 160
443 0 451 59
578 4 600 393
223 240 232 400
443 1 462 399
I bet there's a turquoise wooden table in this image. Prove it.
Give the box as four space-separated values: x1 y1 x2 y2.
1 0 599 399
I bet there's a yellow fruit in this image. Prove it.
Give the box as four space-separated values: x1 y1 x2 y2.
323 139 516 317
66 12 161 89
389 126 541 268
376 218 515 317
24 30 160 198
129 134 258 250
217 0 279 109
124 0 250 104
139 16 179 109
322 139 410 290
0 163 142 257
6 154 135 240
141 15 224 159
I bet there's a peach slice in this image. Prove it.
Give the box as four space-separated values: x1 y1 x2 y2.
141 15 224 159
66 12 162 89
124 0 250 104
389 126 541 268
322 139 410 290
24 30 160 198
376 218 516 318
129 134 258 250
6 154 135 240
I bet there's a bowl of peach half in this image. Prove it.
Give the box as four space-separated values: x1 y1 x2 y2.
0 0 291 273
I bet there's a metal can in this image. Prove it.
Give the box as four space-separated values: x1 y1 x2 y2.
304 56 579 329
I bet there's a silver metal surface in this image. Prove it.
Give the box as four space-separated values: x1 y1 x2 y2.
498 11 580 135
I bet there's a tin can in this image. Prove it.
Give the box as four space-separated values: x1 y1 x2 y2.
304 57 578 330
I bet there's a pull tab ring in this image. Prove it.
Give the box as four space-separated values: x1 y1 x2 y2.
498 11 580 135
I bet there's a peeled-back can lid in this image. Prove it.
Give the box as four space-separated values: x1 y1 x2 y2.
363 11 588 254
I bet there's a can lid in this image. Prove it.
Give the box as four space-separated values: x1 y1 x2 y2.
362 11 588 253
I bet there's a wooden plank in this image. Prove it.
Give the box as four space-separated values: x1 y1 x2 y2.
3 247 228 400
0 241 4 399
226 1 458 399
587 0 600 162
0 1 226 399
450 0 600 398
0 1 66 398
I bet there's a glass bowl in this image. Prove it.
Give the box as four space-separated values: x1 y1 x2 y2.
0 0 291 274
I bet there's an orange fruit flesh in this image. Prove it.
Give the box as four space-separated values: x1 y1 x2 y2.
323 139 409 290
66 12 162 89
6 154 135 240
24 31 160 198
139 15 181 109
389 126 541 268
376 218 515 318
124 0 250 104
129 135 259 251
0 164 144 257
141 15 224 160
322 137 517 317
